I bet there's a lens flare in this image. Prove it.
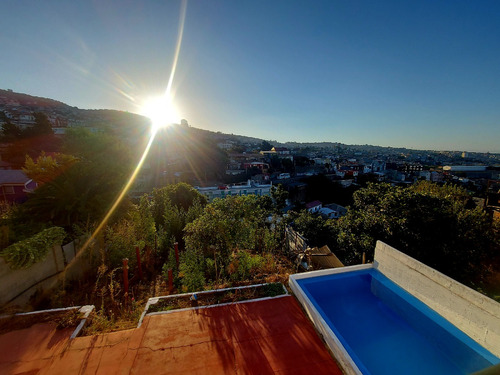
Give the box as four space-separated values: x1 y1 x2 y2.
140 94 180 132
70 0 188 268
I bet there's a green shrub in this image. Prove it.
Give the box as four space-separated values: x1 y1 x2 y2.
179 247 205 292
162 247 181 289
229 251 267 282
104 221 136 269
0 226 66 269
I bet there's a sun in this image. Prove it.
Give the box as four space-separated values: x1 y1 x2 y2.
140 94 180 132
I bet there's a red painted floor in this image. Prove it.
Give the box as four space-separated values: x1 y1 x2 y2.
0 296 343 374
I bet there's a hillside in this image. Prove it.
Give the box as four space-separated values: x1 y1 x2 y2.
2 89 499 161
0 89 150 131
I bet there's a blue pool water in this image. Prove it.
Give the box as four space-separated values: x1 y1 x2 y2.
297 269 500 375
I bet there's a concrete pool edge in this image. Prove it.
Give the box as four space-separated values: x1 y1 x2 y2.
289 264 373 375
289 241 500 373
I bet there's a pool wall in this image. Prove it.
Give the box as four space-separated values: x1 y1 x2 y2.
290 264 372 375
289 240 500 374
374 241 500 357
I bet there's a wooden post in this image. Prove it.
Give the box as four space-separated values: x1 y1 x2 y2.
168 268 173 293
123 258 128 300
174 242 179 268
123 258 129 299
306 248 312 271
362 252 366 264
136 246 143 280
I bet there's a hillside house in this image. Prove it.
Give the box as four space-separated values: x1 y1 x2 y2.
0 170 34 203
306 200 322 213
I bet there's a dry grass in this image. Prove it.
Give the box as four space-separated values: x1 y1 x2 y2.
15 253 295 335
148 283 286 313
0 308 82 335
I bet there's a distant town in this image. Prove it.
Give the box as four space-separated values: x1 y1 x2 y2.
1 88 499 216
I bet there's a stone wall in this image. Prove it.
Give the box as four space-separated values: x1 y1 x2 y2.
374 240 500 357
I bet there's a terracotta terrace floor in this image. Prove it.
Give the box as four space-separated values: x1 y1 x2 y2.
0 296 343 375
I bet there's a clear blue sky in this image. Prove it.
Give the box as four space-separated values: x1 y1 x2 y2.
2 0 500 152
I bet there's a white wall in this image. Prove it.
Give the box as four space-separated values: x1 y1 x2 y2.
0 238 98 307
374 241 500 357
0 245 65 305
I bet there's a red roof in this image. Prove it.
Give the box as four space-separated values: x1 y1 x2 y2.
306 200 322 209
0 296 342 374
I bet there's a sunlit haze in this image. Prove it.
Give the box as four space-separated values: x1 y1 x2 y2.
2 1 500 152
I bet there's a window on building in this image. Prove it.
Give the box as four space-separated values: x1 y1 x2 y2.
3 186 14 195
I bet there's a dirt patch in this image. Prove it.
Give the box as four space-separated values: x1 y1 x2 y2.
147 283 286 313
0 308 83 335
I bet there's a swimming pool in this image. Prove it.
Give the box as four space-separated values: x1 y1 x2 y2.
291 267 500 375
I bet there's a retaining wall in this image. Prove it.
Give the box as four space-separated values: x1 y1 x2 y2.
374 240 500 357
0 237 98 307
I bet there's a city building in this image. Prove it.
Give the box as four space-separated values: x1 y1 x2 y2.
195 180 272 201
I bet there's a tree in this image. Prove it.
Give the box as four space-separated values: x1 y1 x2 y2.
1 121 22 140
151 182 207 215
303 174 359 206
104 197 156 269
260 140 273 151
184 196 265 259
179 247 205 292
149 183 207 246
271 184 289 213
268 155 281 171
1 226 66 269
23 152 77 185
21 128 134 230
290 209 336 249
24 112 53 137
281 158 294 173
182 195 274 286
331 182 496 285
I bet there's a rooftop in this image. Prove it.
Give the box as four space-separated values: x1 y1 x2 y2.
0 296 342 374
0 170 29 185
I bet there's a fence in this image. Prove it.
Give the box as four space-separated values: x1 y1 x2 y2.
284 226 309 257
0 236 99 307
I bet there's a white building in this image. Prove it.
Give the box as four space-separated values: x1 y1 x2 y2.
443 165 487 172
430 171 444 182
419 171 431 180
195 180 272 202
318 207 337 219
217 142 234 150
